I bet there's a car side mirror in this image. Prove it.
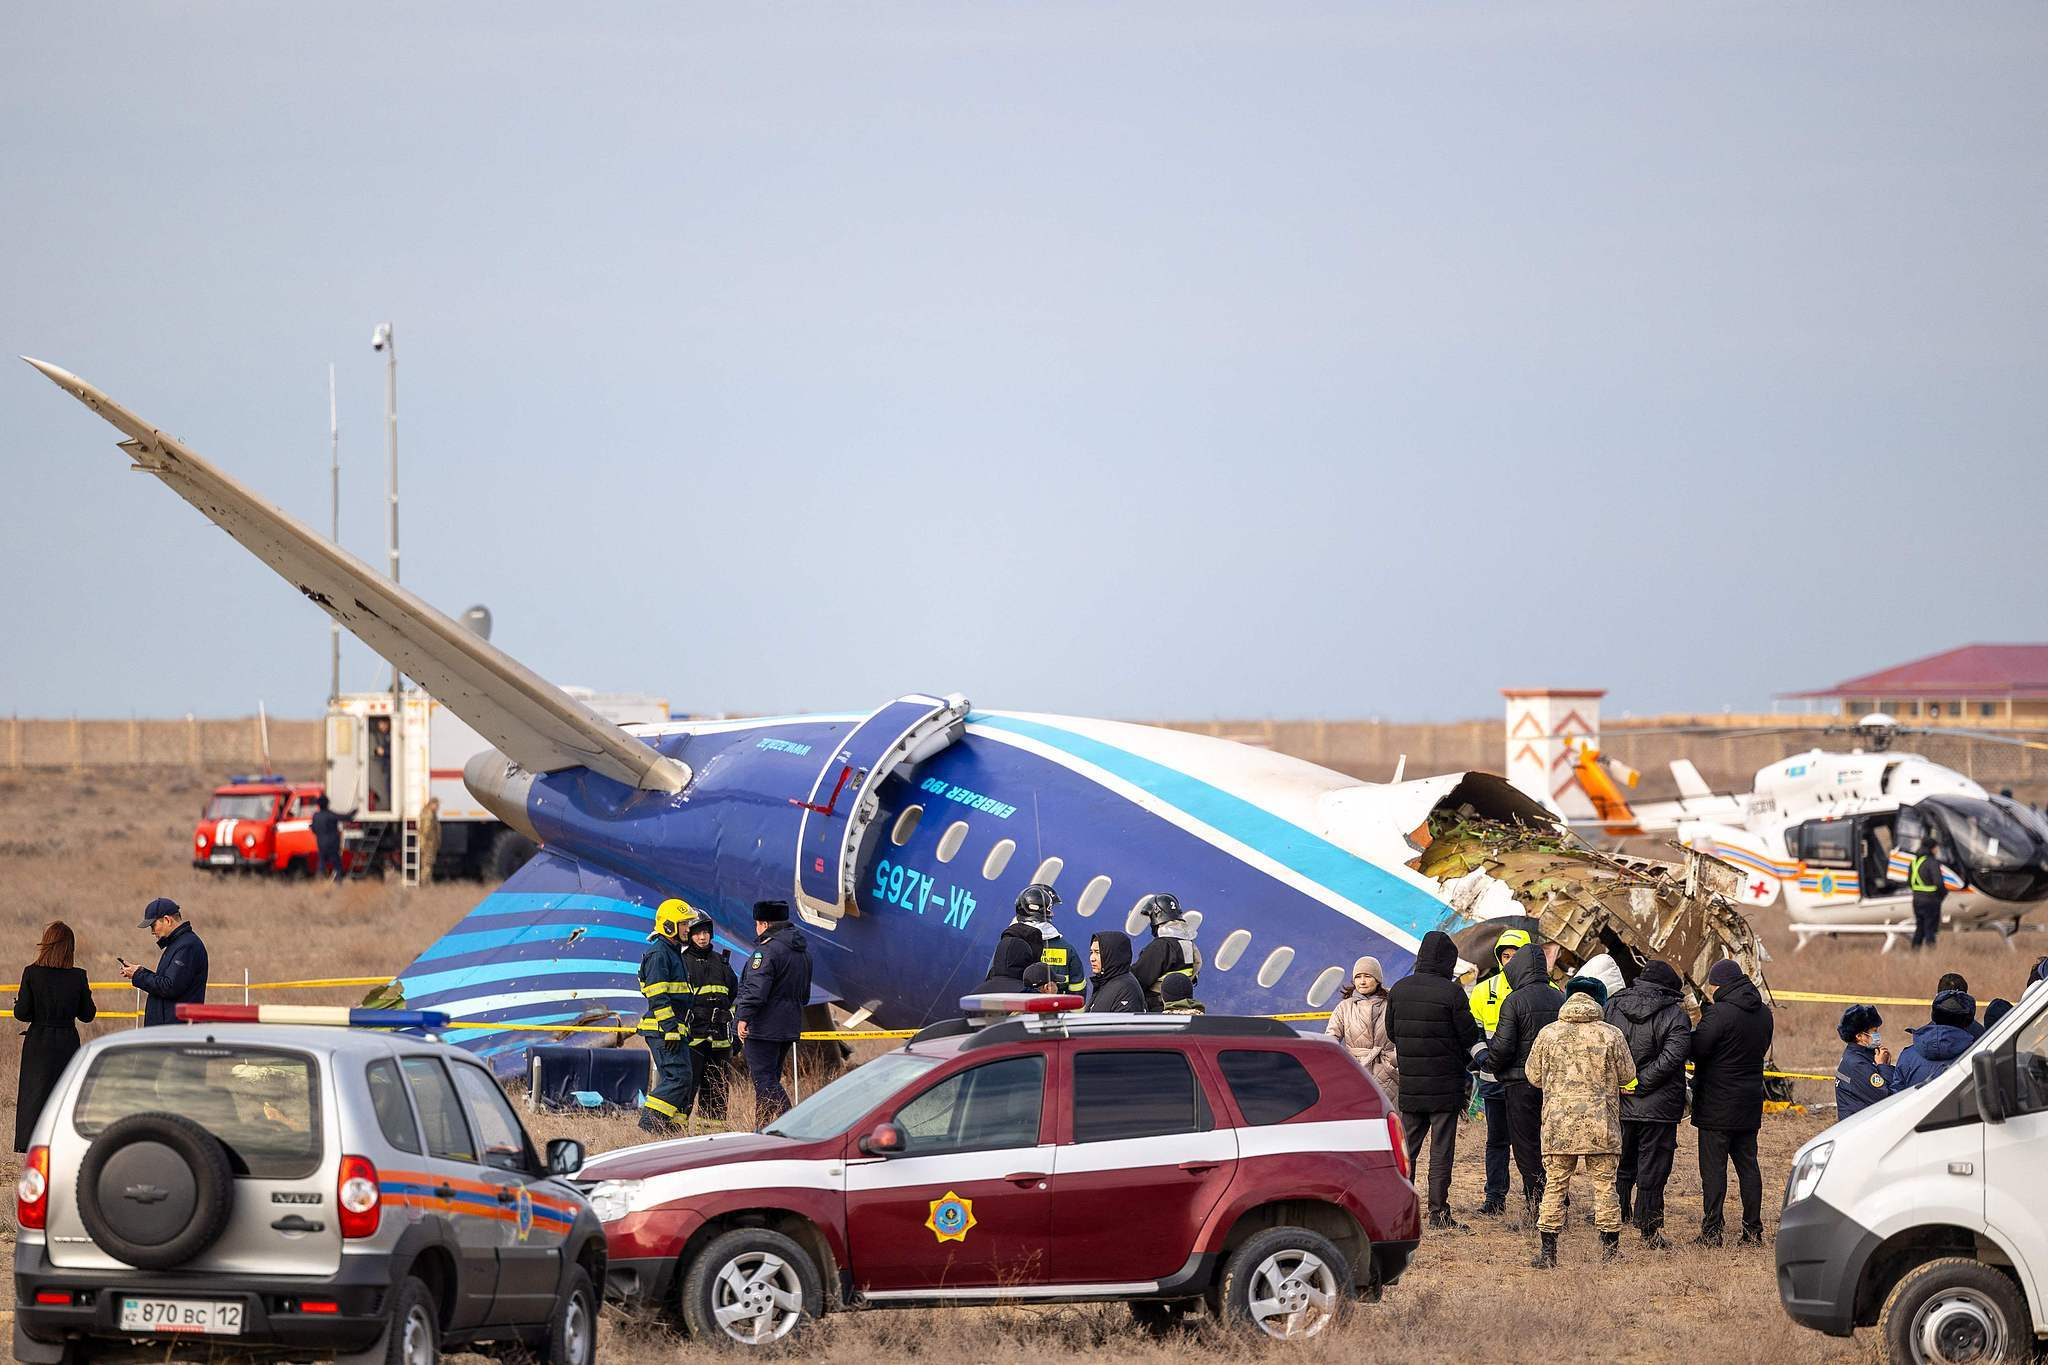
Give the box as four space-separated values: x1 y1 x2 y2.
547 1138 585 1177
858 1122 907 1157
1972 1052 2007 1126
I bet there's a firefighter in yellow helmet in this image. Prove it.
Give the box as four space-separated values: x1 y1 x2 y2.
637 898 697 1133
1468 926 1532 1215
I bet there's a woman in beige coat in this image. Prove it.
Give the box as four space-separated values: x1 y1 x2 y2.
1326 955 1399 1105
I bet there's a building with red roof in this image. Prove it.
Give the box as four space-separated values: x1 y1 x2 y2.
1787 644 2048 726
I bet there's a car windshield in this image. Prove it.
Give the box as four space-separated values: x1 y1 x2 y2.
74 1044 321 1179
205 793 277 820
761 1051 943 1142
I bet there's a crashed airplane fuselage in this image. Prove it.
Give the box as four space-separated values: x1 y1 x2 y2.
28 357 1766 1075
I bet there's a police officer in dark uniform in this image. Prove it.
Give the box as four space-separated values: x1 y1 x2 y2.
676 912 739 1121
1909 837 1949 950
636 898 696 1133
1131 892 1202 1012
1834 1004 1897 1118
735 899 811 1127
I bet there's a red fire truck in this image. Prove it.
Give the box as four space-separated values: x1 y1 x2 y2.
190 775 328 875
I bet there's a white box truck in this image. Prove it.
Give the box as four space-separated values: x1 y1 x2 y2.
1779 978 2048 1363
324 686 668 881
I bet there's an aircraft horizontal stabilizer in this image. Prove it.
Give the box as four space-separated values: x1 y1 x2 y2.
25 358 687 794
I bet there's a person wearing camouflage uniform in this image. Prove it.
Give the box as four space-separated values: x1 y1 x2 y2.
1524 977 1637 1268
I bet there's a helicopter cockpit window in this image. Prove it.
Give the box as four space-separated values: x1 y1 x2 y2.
1793 820 1856 868
1936 798 2041 872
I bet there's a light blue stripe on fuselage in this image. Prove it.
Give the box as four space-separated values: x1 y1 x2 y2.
400 956 644 999
413 923 650 962
969 712 1445 942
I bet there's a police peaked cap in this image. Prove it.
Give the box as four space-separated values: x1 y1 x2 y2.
1838 1003 1883 1042
753 900 790 923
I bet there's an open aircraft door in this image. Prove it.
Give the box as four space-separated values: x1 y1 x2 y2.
793 692 970 929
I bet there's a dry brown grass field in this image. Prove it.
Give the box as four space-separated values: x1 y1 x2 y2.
3 765 2043 1362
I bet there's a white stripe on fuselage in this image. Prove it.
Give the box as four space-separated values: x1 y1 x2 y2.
964 720 1424 953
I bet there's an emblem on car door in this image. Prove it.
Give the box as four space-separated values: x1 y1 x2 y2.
925 1192 975 1244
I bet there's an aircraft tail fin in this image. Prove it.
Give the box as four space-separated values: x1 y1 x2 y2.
25 358 686 793
1670 759 1714 802
390 845 663 1074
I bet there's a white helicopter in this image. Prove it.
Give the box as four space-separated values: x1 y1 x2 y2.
1576 713 2048 936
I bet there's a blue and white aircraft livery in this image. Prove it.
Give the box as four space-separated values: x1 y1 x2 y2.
30 359 1548 1073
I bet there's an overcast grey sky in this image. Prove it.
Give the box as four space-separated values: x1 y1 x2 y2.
4 3 2044 723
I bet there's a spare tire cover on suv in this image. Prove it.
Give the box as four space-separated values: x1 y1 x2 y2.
76 1112 236 1270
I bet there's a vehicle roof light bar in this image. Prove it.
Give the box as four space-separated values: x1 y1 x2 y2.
957 992 1085 1018
176 1004 449 1030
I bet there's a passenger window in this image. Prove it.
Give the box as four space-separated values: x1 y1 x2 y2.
1220 1050 1320 1125
452 1064 537 1173
1072 1051 1210 1144
366 1059 422 1154
893 1057 1045 1154
2010 1013 2048 1116
400 1057 476 1163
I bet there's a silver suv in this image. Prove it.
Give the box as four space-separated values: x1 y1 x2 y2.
13 1021 604 1365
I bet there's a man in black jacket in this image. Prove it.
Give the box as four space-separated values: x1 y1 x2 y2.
735 900 812 1128
1388 930 1485 1230
1086 932 1148 1013
309 796 353 882
1131 893 1202 1012
981 884 1058 993
1606 959 1692 1247
1485 943 1562 1220
121 898 208 1027
1689 958 1774 1246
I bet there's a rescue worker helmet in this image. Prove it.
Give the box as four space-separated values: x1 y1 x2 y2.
1137 891 1184 929
652 898 692 940
685 911 716 939
1015 883 1061 922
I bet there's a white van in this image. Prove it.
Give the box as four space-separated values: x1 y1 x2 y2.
1778 980 2048 1364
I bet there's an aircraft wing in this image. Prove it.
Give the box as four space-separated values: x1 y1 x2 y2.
25 358 687 794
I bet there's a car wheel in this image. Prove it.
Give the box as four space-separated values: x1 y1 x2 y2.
1219 1226 1352 1341
1879 1257 2028 1365
530 1265 598 1365
1129 1299 1204 1336
679 1227 821 1347
337 1277 438 1365
74 1111 235 1270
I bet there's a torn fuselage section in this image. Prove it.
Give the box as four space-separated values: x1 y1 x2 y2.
1414 813 1774 1015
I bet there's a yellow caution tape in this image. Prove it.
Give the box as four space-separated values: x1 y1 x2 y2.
1771 990 1934 1008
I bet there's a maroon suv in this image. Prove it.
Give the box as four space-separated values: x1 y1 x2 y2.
580 998 1419 1345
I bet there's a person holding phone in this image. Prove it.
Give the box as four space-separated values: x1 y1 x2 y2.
15 921 96 1150
119 897 208 1026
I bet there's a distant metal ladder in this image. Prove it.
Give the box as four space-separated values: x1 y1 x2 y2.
400 818 421 888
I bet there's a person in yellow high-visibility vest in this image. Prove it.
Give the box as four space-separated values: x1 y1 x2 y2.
637 899 697 1133
1909 837 1949 951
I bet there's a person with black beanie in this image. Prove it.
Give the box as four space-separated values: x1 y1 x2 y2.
1689 959 1773 1247
1387 931 1485 1231
1606 959 1692 1246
